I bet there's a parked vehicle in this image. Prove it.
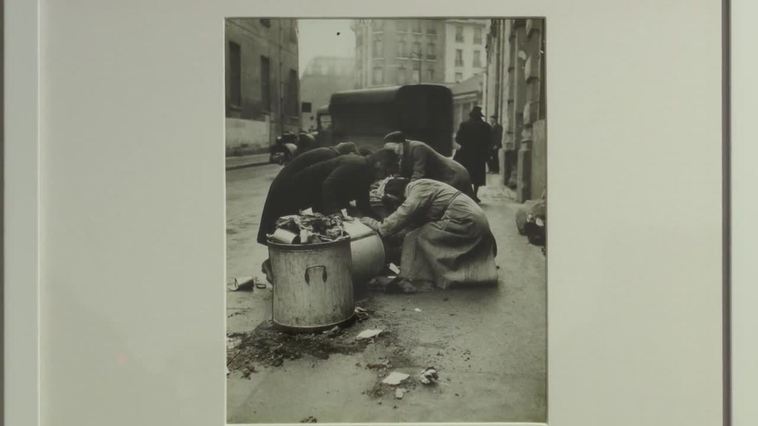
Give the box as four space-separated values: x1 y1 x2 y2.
315 84 454 156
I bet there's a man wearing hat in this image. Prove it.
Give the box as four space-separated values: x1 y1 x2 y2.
488 114 503 174
454 106 493 202
382 131 475 198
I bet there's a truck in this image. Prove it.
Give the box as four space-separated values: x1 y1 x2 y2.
314 84 455 156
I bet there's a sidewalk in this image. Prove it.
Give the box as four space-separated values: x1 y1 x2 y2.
226 153 271 170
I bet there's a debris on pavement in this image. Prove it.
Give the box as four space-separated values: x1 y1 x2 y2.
322 326 341 337
300 415 318 423
367 360 391 370
394 388 406 399
419 367 439 385
272 213 348 244
354 306 370 321
226 335 242 351
413 308 422 313
255 277 268 289
382 371 410 386
388 263 400 274
356 329 383 340
227 276 255 292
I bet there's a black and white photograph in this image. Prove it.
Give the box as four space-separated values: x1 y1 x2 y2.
224 17 546 423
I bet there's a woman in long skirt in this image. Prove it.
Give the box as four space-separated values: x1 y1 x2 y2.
361 178 498 291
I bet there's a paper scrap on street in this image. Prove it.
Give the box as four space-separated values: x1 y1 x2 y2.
355 329 383 340
395 388 406 399
382 371 410 386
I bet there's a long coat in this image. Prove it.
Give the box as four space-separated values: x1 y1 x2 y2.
454 118 492 186
256 147 343 244
290 154 375 216
369 179 497 289
400 140 475 198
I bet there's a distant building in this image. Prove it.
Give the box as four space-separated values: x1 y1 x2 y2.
225 18 300 155
443 19 489 83
299 56 355 130
351 19 488 89
449 73 485 129
352 19 446 88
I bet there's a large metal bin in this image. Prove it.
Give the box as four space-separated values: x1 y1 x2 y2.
268 237 354 332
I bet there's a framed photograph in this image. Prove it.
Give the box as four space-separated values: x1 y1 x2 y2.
5 0 750 425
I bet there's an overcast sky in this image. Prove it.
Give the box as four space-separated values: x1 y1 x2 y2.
297 19 355 75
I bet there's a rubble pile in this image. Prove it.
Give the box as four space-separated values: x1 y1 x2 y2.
273 213 347 244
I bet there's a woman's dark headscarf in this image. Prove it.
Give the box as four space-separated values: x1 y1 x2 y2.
384 177 409 200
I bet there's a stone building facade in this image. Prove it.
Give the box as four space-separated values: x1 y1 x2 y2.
484 18 546 201
352 19 446 88
225 18 300 155
299 56 355 130
442 19 489 83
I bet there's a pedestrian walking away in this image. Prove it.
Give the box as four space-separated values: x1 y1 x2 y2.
453 106 492 202
488 115 503 174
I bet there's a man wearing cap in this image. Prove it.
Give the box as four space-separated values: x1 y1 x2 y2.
488 115 503 174
454 106 492 202
382 131 475 199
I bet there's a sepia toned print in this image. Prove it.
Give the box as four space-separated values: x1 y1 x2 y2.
225 17 546 423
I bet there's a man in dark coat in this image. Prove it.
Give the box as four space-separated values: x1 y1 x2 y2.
289 151 395 216
256 142 357 244
383 131 475 199
487 115 503 174
454 106 492 202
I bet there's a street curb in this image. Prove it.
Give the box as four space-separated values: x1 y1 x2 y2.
225 160 273 171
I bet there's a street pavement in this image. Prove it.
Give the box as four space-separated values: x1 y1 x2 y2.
226 164 547 423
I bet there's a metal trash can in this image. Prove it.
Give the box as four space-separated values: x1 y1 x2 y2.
343 220 386 286
268 237 355 332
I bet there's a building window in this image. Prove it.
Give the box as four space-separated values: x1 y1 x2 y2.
455 49 463 66
397 20 408 32
474 27 483 44
397 66 407 84
427 21 437 34
373 36 383 58
398 40 407 57
455 25 464 42
288 69 299 116
426 42 436 59
372 67 384 85
427 69 434 81
412 62 420 83
412 41 421 56
372 20 384 31
260 56 271 111
455 72 463 82
473 50 482 67
412 19 422 33
228 42 242 107
260 19 271 28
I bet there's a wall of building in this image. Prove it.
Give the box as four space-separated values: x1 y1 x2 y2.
484 18 546 201
225 117 271 152
225 18 300 153
353 19 447 89
443 19 489 83
300 56 355 130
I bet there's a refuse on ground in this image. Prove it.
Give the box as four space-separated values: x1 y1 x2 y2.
271 213 348 244
413 308 422 313
354 306 370 321
395 388 406 399
356 329 383 340
227 276 255 292
367 360 391 369
419 367 439 385
300 415 318 423
388 263 400 274
382 371 410 386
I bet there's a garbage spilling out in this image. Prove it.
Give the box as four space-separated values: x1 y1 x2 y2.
418 367 439 385
270 213 348 244
227 276 256 292
356 329 384 340
382 371 410 386
354 306 370 321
